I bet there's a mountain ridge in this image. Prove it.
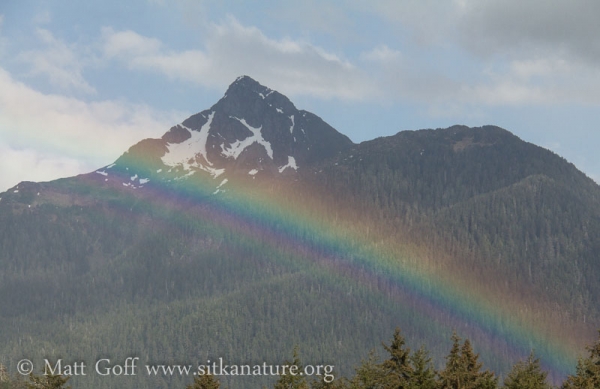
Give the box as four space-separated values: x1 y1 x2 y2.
1 75 599 388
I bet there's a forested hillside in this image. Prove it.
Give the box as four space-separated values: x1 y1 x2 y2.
1 78 598 388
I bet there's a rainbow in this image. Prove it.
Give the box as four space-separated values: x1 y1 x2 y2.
67 159 594 382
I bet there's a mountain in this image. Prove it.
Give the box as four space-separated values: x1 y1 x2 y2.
109 75 352 192
1 76 599 388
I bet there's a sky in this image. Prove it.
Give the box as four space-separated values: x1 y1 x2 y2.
1 0 599 192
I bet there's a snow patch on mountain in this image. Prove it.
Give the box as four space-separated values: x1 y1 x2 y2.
174 171 195 180
199 165 225 178
217 178 228 188
162 112 215 169
221 117 273 159
278 156 298 173
289 115 294 134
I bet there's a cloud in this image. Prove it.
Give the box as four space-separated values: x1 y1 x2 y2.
349 0 600 107
457 0 600 65
360 45 402 63
17 29 96 94
101 17 376 100
357 0 600 64
0 146 87 191
103 28 162 58
351 0 462 46
0 67 183 192
266 0 356 42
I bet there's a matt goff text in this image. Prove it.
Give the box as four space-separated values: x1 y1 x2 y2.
18 357 336 382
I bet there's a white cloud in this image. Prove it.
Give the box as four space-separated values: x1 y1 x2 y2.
0 67 183 192
102 27 162 58
17 29 95 94
360 45 402 63
0 146 87 191
457 56 600 106
509 58 569 80
460 81 548 106
102 17 376 100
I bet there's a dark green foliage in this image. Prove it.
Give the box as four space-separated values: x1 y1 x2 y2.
0 365 25 389
562 331 600 389
503 352 551 389
0 180 455 388
381 328 414 388
438 332 463 389
273 347 309 389
349 351 385 389
26 373 70 389
379 328 413 388
2 123 600 389
313 125 600 325
186 374 220 389
438 332 497 389
310 376 349 389
409 346 437 389
348 329 437 389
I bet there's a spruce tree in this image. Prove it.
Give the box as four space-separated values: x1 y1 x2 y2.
503 352 550 389
348 350 385 389
409 346 437 389
0 365 7 383
460 339 497 389
186 373 220 389
274 347 309 389
26 373 70 389
438 332 463 389
310 376 349 389
562 330 600 389
379 327 414 388
438 332 497 389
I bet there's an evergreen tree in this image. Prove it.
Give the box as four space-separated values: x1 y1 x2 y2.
310 376 349 389
379 327 414 388
349 329 437 389
438 332 497 389
186 373 220 389
438 332 463 389
25 373 70 389
562 331 600 389
503 352 550 389
274 347 309 389
0 367 26 389
460 339 497 389
349 350 385 389
409 346 437 389
0 365 8 385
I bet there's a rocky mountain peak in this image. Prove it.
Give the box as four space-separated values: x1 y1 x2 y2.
106 76 353 193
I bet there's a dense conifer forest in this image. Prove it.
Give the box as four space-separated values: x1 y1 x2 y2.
2 98 599 388
2 328 599 388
